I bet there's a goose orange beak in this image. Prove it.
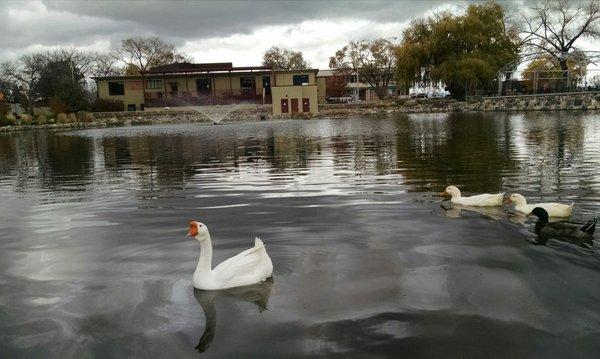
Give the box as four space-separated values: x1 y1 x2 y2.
188 221 198 237
503 197 511 204
438 191 449 197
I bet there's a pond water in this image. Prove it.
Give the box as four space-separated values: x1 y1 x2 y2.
1 112 600 358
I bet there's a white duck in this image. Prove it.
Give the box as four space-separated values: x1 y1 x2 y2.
188 221 273 290
439 185 504 207
507 193 573 217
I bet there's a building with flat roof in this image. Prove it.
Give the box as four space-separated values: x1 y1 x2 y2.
316 69 399 103
92 62 318 115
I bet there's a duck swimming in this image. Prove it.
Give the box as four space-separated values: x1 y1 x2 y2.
507 193 573 217
439 185 504 207
188 221 273 290
530 207 596 246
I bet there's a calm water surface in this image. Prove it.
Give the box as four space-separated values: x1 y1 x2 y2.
1 112 600 358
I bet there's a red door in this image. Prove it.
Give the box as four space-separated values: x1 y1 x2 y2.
281 99 289 114
291 98 299 113
302 98 310 112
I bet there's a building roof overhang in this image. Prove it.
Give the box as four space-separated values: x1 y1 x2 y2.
91 62 320 81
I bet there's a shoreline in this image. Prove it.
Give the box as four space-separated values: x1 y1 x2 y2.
2 91 600 133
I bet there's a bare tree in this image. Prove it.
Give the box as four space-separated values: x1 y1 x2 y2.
89 52 122 77
521 0 600 88
114 36 190 74
329 39 397 99
0 54 47 113
262 46 309 70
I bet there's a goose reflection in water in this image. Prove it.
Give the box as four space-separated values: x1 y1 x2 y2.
193 277 274 353
440 201 513 222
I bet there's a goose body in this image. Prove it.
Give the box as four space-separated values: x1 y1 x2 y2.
508 193 573 217
530 207 596 246
188 221 273 290
440 186 504 207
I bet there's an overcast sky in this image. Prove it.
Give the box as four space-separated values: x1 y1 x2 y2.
1 0 522 68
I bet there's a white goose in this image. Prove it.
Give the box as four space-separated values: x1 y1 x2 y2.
188 221 273 290
507 193 573 217
440 185 504 207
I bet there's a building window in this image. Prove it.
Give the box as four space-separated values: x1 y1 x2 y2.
293 75 309 86
108 82 125 96
146 80 162 89
240 77 256 94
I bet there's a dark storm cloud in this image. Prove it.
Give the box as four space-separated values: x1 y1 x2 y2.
43 0 448 41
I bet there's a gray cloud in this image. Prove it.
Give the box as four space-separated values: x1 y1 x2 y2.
1 0 516 63
43 0 448 39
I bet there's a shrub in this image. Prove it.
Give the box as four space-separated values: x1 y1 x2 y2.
92 98 125 112
20 114 33 125
33 107 53 116
36 114 47 125
49 97 70 115
0 102 10 118
1 114 16 126
67 113 77 123
56 113 68 124
76 111 85 122
76 111 95 123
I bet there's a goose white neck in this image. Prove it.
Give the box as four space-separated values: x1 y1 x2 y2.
450 190 461 199
195 232 213 272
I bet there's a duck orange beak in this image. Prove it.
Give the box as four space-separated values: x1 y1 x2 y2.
438 190 449 197
503 197 511 204
188 221 198 237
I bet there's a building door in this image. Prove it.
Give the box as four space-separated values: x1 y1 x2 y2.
196 78 211 96
169 83 178 97
262 76 271 95
302 98 310 112
280 99 289 114
291 98 299 113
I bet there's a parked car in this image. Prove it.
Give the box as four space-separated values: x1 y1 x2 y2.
326 96 355 104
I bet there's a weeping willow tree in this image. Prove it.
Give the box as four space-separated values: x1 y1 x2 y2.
396 3 521 100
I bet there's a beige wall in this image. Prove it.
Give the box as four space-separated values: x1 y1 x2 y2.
274 71 316 86
213 74 266 95
97 70 319 115
97 79 145 109
272 85 318 115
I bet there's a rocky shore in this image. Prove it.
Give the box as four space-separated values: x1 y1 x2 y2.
2 92 599 132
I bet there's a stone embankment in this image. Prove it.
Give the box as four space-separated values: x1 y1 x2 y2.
2 92 599 132
319 91 600 117
0 106 272 132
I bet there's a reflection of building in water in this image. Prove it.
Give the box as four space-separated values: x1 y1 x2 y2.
1 113 597 199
